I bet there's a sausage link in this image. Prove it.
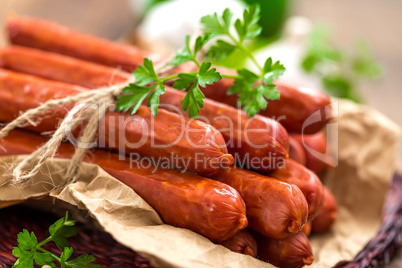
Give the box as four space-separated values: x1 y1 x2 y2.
268 159 324 221
288 135 307 166
159 88 289 172
199 68 331 134
301 222 312 237
0 69 234 176
255 232 314 268
0 46 132 88
218 230 258 257
0 129 247 242
311 186 338 233
0 45 288 173
6 15 159 72
213 167 308 239
291 132 333 176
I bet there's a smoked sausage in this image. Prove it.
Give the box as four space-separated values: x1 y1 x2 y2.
218 230 258 257
288 135 306 166
255 232 314 268
213 167 308 239
291 132 333 176
0 69 234 176
0 129 247 242
311 186 338 233
159 88 289 172
6 15 159 72
0 45 132 88
268 159 324 221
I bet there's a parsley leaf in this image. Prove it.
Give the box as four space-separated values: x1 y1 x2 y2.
133 58 159 86
17 230 37 251
12 212 98 268
201 8 233 35
66 254 99 268
148 82 166 116
234 4 262 41
34 252 54 267
173 63 220 118
263 57 286 83
12 247 35 268
48 211 77 250
116 85 151 115
206 40 237 61
301 26 381 103
197 62 222 87
182 83 205 118
173 73 197 91
170 35 194 66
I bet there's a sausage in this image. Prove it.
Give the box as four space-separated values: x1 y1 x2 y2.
0 69 234 176
6 15 159 72
0 129 247 242
212 167 308 239
311 186 338 233
0 45 289 173
159 88 289 172
0 45 132 88
255 232 314 268
218 230 258 257
288 135 306 166
268 159 324 221
199 67 332 134
291 132 333 176
301 222 312 237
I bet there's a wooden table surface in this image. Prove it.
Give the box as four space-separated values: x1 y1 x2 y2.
0 0 401 266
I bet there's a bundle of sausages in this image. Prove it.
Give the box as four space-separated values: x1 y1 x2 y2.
0 16 339 268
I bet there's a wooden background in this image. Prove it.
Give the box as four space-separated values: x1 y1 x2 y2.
0 0 401 265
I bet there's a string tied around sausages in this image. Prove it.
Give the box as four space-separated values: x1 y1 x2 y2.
0 58 175 185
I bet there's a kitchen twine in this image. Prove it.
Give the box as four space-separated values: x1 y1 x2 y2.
0 57 178 185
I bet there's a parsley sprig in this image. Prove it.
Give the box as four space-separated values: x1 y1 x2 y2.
301 26 381 102
116 5 286 118
12 212 100 268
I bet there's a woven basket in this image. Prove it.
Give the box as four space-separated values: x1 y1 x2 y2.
1 174 402 268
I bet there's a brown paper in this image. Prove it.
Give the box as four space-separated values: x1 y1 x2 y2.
0 99 400 267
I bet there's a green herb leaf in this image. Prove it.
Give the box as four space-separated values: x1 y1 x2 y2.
194 34 212 54
235 4 262 41
66 254 100 268
60 247 74 268
197 62 222 87
206 40 237 61
182 83 205 118
116 84 151 115
48 212 77 250
16 230 37 251
12 247 35 268
12 212 98 268
34 252 54 267
147 82 165 116
134 58 159 86
201 8 233 35
263 57 286 83
173 73 197 90
170 35 194 66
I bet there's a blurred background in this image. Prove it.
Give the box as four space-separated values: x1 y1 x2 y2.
0 0 401 265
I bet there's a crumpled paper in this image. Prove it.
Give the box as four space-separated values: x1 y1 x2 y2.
0 99 400 268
